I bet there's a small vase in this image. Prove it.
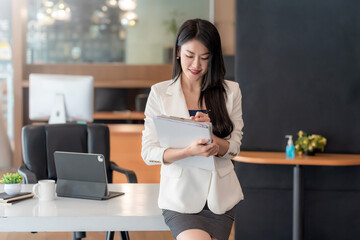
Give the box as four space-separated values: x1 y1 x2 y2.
4 183 22 195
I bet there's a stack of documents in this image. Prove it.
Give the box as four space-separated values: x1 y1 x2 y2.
0 192 34 205
153 115 215 171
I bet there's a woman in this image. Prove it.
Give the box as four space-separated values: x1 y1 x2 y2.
141 19 244 240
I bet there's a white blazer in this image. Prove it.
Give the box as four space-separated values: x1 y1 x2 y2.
141 78 244 214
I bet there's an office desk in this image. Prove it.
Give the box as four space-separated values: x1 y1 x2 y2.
0 183 168 232
233 151 360 240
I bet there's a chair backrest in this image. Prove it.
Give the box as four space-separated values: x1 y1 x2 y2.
135 93 148 112
21 123 113 183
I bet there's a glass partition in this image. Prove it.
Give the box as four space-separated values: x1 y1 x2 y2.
0 0 13 169
27 0 210 64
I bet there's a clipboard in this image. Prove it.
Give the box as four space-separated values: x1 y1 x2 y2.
153 115 215 171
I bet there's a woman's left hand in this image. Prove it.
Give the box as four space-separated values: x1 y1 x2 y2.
190 111 229 156
191 111 210 122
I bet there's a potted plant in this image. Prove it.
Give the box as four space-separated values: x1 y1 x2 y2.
1 172 23 195
295 130 327 156
163 11 182 63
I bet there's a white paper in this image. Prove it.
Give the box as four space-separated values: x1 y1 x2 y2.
153 115 215 171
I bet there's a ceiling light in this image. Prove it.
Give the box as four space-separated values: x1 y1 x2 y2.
101 5 108 12
43 0 54 8
118 0 137 11
106 0 118 8
91 10 110 25
51 0 71 21
120 11 138 26
37 7 55 26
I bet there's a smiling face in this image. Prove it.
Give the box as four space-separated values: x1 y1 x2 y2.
178 39 210 84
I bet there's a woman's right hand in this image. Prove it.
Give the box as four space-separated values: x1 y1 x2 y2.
185 138 219 157
163 139 219 164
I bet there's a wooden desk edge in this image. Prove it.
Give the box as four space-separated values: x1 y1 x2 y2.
233 151 360 166
94 111 145 120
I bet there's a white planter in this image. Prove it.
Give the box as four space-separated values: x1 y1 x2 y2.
4 183 21 195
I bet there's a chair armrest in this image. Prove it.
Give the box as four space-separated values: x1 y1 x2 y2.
110 161 138 183
18 164 38 184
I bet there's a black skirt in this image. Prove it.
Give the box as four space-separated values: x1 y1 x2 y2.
162 203 236 240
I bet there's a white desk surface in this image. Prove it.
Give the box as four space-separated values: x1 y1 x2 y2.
0 183 168 232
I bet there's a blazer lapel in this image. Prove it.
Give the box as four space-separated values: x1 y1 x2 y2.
163 78 190 118
225 90 234 115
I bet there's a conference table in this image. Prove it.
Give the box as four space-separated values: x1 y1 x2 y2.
0 183 168 232
233 151 360 240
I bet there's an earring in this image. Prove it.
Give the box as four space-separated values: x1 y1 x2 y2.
176 56 180 60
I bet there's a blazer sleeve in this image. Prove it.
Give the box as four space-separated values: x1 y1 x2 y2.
141 85 167 165
221 82 244 160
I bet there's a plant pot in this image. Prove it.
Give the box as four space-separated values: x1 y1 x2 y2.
4 183 21 195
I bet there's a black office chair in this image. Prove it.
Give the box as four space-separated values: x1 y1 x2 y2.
135 93 149 112
18 123 137 240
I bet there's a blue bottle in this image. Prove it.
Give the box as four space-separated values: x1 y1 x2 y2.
285 135 295 160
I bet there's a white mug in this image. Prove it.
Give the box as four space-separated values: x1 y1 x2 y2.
32 179 56 201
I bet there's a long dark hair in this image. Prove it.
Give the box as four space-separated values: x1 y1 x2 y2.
172 18 233 138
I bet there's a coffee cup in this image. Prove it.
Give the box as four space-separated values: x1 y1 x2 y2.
32 179 56 201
